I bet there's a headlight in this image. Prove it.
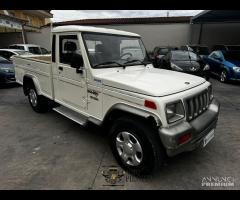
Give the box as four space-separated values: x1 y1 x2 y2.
171 63 183 71
233 66 240 73
0 67 12 73
208 84 213 101
166 101 185 123
203 64 210 71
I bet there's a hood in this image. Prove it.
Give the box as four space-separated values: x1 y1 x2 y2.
96 67 206 97
172 60 205 72
226 59 240 67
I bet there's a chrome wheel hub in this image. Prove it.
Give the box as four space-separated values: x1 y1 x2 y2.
116 131 143 166
29 89 37 107
220 71 226 82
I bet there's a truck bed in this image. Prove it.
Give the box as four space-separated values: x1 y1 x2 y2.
13 55 54 99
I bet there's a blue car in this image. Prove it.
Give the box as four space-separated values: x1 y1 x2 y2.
0 56 16 85
205 50 240 83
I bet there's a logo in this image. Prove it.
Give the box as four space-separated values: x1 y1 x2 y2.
101 166 125 186
201 176 235 187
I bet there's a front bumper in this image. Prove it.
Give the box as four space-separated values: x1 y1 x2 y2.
159 98 220 157
0 73 16 84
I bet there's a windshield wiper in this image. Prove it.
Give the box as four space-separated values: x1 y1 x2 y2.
93 61 124 68
123 59 151 68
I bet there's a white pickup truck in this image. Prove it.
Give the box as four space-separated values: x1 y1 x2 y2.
13 25 220 175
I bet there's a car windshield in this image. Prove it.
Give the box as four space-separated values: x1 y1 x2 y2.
158 48 169 55
224 51 240 61
171 50 199 61
198 47 210 55
82 33 148 68
0 56 11 64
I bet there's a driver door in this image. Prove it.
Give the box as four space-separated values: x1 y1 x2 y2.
57 34 87 111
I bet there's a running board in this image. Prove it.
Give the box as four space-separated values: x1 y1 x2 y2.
53 106 88 126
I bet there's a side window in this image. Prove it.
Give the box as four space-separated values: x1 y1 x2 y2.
52 35 56 62
41 47 49 54
28 47 41 54
59 35 80 65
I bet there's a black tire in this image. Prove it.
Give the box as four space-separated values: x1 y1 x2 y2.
220 69 228 83
27 84 51 113
109 116 165 176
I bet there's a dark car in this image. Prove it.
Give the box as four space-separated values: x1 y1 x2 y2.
204 50 240 83
158 50 210 80
151 46 179 67
181 45 210 59
0 56 16 85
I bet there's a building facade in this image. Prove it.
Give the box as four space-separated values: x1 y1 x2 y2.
0 10 52 48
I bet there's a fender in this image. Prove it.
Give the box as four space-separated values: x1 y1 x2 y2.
23 74 42 95
103 103 162 127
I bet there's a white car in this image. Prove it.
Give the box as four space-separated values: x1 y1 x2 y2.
8 44 49 55
0 49 32 61
13 25 220 175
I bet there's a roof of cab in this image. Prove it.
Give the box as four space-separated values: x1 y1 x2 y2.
52 25 140 37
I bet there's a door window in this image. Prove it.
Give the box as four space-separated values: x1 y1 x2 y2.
59 35 80 65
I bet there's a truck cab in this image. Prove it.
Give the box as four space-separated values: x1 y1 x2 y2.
13 26 220 175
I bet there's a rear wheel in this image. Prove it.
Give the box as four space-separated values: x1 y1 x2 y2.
109 116 165 176
27 85 51 113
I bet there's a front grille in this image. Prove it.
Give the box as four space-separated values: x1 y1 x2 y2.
185 89 211 121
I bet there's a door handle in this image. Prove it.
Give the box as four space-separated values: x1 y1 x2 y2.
58 66 63 71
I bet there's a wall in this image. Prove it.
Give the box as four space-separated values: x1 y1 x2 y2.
0 32 23 48
93 23 191 51
26 27 51 50
25 23 191 51
190 23 240 49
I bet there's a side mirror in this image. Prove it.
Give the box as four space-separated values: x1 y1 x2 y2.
70 53 84 74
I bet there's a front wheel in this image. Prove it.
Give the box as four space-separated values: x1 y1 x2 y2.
220 70 228 83
109 116 165 176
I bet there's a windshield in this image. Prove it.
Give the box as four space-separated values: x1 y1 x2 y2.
224 51 240 61
0 56 11 64
15 51 31 55
171 50 199 61
82 33 148 68
198 47 210 55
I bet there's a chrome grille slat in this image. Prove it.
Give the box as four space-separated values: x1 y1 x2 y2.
185 89 210 121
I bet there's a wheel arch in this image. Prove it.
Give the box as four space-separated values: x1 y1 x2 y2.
102 103 162 129
23 74 42 96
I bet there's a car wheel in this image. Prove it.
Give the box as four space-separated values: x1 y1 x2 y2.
28 85 51 113
220 70 228 83
109 116 165 176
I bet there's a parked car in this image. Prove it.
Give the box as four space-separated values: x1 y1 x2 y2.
181 45 210 59
151 46 179 67
0 56 15 85
13 25 219 175
158 50 210 80
212 44 240 51
8 44 50 55
205 50 240 83
0 49 32 62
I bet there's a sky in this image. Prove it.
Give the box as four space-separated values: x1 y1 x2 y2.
51 10 203 22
